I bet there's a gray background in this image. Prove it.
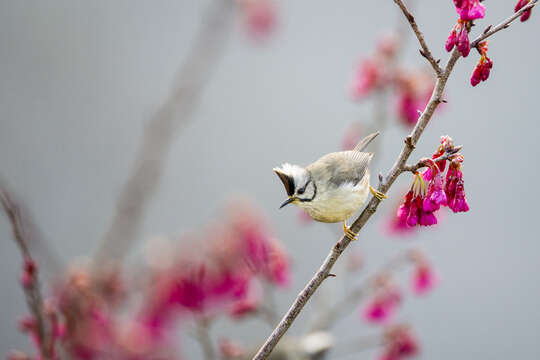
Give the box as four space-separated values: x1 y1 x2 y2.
1 0 539 358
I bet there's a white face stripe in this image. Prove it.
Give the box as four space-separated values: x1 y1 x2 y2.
275 163 309 192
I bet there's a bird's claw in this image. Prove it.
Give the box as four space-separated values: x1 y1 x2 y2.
370 185 387 201
342 221 358 241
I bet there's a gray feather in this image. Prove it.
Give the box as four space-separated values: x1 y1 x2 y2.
307 151 373 188
353 131 379 153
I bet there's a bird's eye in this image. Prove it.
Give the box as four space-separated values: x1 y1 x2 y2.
297 188 305 195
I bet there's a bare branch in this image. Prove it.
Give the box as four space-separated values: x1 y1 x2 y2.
94 0 235 267
0 188 51 359
401 145 463 173
471 0 537 48
393 0 443 76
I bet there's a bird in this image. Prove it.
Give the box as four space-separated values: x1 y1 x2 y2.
273 132 386 241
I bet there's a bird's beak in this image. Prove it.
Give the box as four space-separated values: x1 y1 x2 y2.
279 197 295 209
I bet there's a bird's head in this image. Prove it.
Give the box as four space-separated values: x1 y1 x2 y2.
273 163 317 208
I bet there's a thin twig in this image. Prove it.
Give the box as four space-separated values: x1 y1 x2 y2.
392 0 442 76
401 145 463 173
0 188 51 359
252 4 533 359
195 318 216 360
94 0 235 268
471 0 538 48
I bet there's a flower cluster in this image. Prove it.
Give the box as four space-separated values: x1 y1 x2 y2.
350 33 399 100
397 136 469 228
470 41 493 87
13 201 290 360
446 0 485 57
350 34 435 128
515 0 534 22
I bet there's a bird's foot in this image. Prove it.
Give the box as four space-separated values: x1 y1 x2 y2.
342 221 358 241
370 185 387 201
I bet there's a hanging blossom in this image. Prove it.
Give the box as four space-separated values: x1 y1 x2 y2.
362 277 402 325
379 324 420 360
397 136 469 228
446 0 486 57
515 0 534 22
409 250 438 296
470 41 493 87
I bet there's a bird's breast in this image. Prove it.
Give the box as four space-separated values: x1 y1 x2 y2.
298 178 370 223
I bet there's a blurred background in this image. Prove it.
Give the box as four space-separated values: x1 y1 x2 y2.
0 0 539 359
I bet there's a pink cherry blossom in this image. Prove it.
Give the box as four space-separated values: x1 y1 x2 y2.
362 285 402 324
411 263 438 295
379 325 420 360
454 0 486 21
515 0 533 21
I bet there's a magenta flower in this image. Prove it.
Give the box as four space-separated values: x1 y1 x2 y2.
379 325 420 360
515 0 534 21
456 25 470 57
471 42 493 87
445 158 470 213
448 179 470 212
362 286 402 324
446 21 471 57
445 30 457 52
423 171 447 212
411 263 438 295
454 0 486 21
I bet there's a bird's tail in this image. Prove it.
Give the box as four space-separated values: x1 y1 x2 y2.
353 131 380 152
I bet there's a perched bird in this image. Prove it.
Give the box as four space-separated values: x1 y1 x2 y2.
273 132 386 240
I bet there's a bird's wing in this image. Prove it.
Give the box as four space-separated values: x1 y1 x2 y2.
307 151 373 188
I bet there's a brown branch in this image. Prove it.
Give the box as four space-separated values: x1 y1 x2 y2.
195 318 216 360
250 1 540 357
392 0 442 76
401 145 463 173
0 188 51 359
471 0 538 48
94 0 235 267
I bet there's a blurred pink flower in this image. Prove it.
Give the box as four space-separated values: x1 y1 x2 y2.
362 284 402 324
21 257 37 288
242 0 276 41
379 325 420 360
411 263 438 295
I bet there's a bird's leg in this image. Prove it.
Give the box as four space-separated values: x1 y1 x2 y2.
342 220 358 241
370 185 387 200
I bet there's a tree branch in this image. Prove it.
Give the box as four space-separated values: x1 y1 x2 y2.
401 144 463 173
392 0 442 76
471 0 538 48
94 0 235 268
0 188 51 359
